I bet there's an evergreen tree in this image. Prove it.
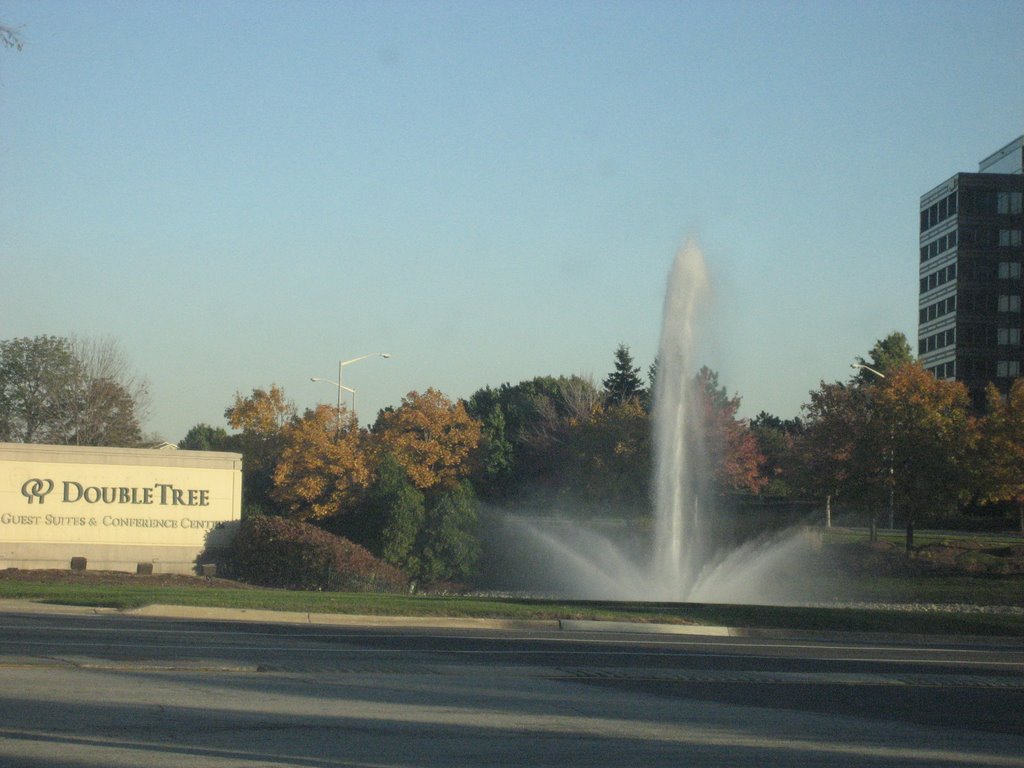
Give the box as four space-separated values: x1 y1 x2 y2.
602 343 645 406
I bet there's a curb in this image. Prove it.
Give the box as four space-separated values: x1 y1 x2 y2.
0 599 734 636
129 603 561 631
558 619 735 637
1 599 1020 646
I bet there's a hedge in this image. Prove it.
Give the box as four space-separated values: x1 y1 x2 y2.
229 515 409 593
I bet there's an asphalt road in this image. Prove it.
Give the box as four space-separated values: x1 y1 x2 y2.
0 605 1021 767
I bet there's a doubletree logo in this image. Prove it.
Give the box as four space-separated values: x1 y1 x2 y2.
20 479 54 504
16 478 211 507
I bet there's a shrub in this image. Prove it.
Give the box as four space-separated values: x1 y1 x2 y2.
229 515 408 592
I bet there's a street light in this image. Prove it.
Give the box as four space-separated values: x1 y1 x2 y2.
851 362 886 379
851 362 894 531
310 352 391 424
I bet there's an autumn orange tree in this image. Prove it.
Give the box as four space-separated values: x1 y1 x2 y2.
871 362 975 549
371 388 482 492
978 379 1024 533
224 385 296 512
271 404 372 522
694 367 765 496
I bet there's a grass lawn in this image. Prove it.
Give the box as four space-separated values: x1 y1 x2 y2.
0 571 1021 638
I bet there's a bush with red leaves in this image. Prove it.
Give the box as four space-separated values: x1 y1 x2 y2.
230 515 408 593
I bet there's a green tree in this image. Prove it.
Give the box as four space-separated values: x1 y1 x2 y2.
467 375 603 500
0 335 82 443
602 343 645 406
0 335 148 447
365 452 427 571
476 405 515 498
852 331 915 384
749 412 803 497
416 480 482 585
179 423 237 451
574 399 651 508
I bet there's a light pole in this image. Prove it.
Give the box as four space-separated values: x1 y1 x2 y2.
311 352 391 424
851 362 894 532
851 362 886 380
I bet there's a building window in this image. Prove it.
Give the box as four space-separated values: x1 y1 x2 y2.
999 230 1022 247
999 295 1021 313
998 328 1021 346
920 192 958 233
997 191 1024 214
999 262 1022 279
997 360 1021 378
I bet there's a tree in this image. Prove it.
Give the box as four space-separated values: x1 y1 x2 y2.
225 384 294 435
694 367 765 495
466 375 609 502
569 398 651 509
416 480 482 584
70 377 142 447
977 380 1024 533
179 423 237 451
0 335 148 447
225 385 296 512
872 362 975 549
271 404 371 522
602 343 645 406
852 331 915 385
476 405 515 498
0 336 82 443
749 412 803 497
67 336 150 446
371 389 481 492
365 453 427 572
794 380 878 521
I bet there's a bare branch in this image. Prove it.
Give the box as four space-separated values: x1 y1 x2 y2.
1 24 24 51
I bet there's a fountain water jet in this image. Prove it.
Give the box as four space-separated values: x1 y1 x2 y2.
492 242 813 604
650 240 710 599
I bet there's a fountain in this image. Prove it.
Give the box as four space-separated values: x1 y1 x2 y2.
493 242 812 604
650 240 710 598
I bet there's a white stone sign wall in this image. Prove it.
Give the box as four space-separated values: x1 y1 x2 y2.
0 443 242 574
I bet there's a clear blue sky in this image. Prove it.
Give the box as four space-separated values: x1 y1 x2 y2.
2 1 1022 441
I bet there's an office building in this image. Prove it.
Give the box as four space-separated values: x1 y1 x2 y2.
919 134 1024 406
